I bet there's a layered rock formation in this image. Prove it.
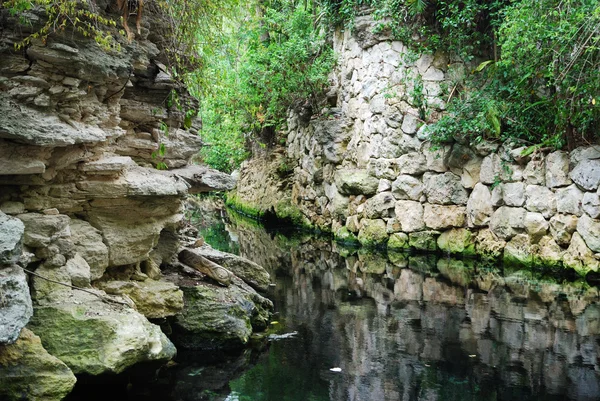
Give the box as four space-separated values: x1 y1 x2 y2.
231 14 600 276
0 4 266 400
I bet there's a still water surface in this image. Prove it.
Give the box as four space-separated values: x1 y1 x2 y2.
70 209 600 401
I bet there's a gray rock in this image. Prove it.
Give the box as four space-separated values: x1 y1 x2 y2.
65 253 91 288
577 214 600 253
522 158 545 185
549 214 578 246
193 245 271 292
582 192 600 219
479 154 503 185
394 200 425 232
364 191 395 219
391 175 423 201
0 94 108 146
563 232 600 276
525 185 556 218
400 113 419 134
16 213 70 249
570 146 600 166
570 159 600 191
168 165 236 193
555 184 584 216
524 212 548 243
377 179 391 192
423 172 468 205
335 169 379 196
69 219 109 281
423 142 449 172
461 157 482 189
398 152 428 175
0 266 32 344
423 204 466 230
0 202 25 215
0 212 25 265
504 234 533 266
502 182 526 207
489 206 526 240
466 183 493 227
545 151 572 188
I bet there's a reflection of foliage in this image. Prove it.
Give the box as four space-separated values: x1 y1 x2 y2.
229 341 330 401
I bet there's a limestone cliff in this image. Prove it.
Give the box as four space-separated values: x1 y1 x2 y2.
0 3 265 400
231 14 600 276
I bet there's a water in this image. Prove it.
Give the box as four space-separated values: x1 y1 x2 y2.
69 207 600 401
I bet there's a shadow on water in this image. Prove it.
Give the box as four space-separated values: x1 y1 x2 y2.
67 205 600 401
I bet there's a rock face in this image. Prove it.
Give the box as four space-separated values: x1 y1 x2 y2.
28 293 176 375
230 13 600 275
0 3 255 396
0 266 33 345
0 329 76 401
171 279 273 350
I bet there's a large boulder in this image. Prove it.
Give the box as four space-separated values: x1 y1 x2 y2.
0 328 76 401
191 245 271 292
27 293 176 375
0 212 24 265
391 175 423 201
335 169 379 196
171 279 273 350
0 266 33 344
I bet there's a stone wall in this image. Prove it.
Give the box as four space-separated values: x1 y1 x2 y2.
233 14 600 276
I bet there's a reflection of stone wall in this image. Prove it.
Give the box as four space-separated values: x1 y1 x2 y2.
229 219 600 400
233 13 600 275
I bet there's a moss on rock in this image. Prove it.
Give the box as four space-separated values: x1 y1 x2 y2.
437 228 476 255
357 219 388 247
0 328 76 401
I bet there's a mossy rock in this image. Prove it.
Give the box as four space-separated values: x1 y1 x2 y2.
357 219 388 247
409 231 439 251
335 227 359 246
172 281 273 350
27 294 176 375
387 232 409 250
0 328 76 401
437 228 475 255
274 198 311 228
503 234 534 268
357 249 387 274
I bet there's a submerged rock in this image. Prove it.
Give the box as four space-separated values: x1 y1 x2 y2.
171 277 273 350
27 293 176 375
0 328 76 401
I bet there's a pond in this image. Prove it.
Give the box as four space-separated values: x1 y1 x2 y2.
68 205 600 401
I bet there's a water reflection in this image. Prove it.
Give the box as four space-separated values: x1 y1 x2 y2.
221 214 600 401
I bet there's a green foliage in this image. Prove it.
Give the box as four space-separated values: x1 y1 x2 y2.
430 0 600 147
198 0 335 172
2 0 119 50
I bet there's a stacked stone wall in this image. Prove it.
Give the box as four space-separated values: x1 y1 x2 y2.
235 14 600 276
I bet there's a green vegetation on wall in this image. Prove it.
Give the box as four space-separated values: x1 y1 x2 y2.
198 0 335 172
